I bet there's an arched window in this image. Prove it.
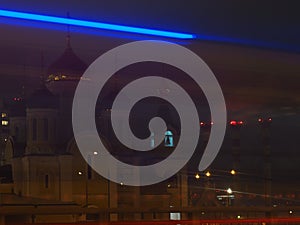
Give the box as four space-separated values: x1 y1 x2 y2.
32 119 37 141
164 130 174 147
3 139 13 165
43 118 48 141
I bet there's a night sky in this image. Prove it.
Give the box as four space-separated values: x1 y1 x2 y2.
1 1 300 98
0 1 300 180
1 0 300 50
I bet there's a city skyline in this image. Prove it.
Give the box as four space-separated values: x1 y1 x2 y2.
0 1 299 224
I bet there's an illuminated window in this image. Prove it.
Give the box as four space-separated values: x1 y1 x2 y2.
1 120 8 126
170 212 181 220
150 132 155 149
164 130 174 147
1 112 7 118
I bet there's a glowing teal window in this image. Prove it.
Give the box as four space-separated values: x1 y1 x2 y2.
164 130 174 147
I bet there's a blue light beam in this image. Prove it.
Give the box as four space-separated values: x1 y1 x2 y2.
0 9 195 39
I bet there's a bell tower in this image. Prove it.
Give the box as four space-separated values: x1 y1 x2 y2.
25 85 58 155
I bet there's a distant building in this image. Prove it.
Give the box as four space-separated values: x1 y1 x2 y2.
0 37 188 224
0 37 299 224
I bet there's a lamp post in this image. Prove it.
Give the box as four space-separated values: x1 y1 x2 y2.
226 188 233 206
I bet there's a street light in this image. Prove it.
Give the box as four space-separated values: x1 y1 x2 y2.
205 171 211 177
195 173 200 179
230 169 236 175
227 188 233 194
226 188 233 206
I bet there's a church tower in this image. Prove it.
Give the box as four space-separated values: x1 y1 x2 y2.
25 85 58 155
13 84 60 199
46 34 87 144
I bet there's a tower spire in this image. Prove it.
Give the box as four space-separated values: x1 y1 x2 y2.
21 64 26 98
66 12 71 48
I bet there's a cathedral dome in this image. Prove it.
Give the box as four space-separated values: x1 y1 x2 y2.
46 37 88 95
47 47 87 81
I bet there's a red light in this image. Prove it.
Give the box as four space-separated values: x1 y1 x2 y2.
258 117 272 125
64 217 300 225
230 120 237 126
210 121 214 125
200 122 205 126
238 121 243 125
13 97 22 101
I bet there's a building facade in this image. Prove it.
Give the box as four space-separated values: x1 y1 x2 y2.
0 38 300 224
0 39 188 224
